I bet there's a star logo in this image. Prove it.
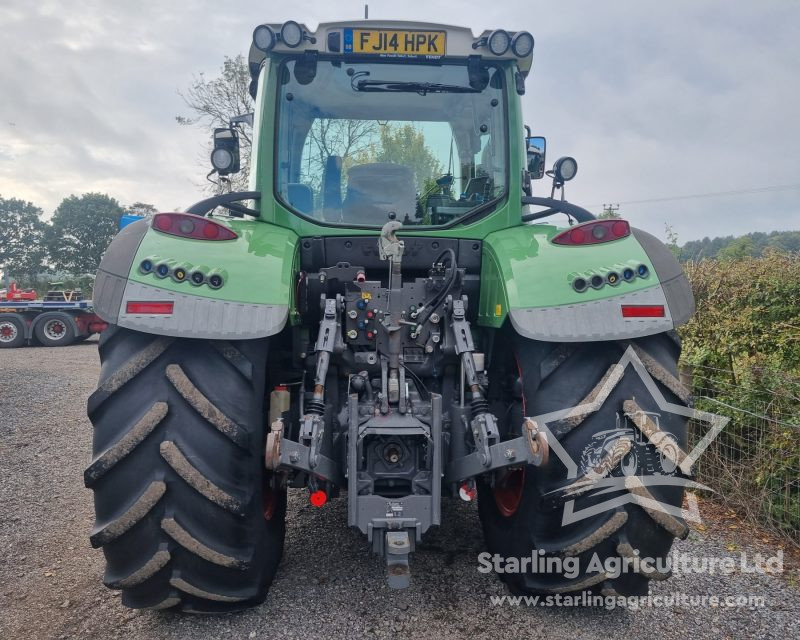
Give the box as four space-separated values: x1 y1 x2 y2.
529 345 730 527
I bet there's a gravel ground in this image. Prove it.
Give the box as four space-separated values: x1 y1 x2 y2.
1 342 797 640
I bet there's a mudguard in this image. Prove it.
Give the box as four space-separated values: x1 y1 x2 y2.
93 217 298 339
478 223 694 341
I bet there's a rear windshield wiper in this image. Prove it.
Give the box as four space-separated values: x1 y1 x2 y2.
354 80 480 95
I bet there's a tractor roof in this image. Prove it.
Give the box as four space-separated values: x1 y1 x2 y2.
247 20 533 95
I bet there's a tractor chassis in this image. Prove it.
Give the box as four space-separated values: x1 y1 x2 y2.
265 224 548 587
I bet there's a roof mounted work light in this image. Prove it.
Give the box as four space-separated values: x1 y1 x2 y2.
280 21 303 48
487 29 511 55
511 31 534 57
253 25 276 52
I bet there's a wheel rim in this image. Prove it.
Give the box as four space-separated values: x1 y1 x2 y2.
43 319 67 340
494 468 526 517
0 321 18 342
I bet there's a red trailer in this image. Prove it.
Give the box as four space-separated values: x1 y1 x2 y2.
0 298 107 348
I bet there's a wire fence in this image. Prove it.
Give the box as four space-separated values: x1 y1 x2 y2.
683 364 800 545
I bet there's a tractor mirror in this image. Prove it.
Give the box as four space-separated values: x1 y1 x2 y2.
526 136 546 180
210 127 241 176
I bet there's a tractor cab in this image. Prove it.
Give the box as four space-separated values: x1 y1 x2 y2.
212 21 538 230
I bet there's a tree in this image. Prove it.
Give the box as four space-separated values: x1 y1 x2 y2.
717 236 757 261
177 55 253 191
364 124 442 192
0 196 47 281
46 193 124 273
127 202 159 217
303 118 379 196
664 223 681 260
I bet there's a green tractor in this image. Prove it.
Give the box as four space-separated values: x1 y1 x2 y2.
86 19 695 612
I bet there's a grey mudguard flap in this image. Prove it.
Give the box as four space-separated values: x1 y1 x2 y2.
631 227 695 325
508 285 675 342
92 220 289 339
507 229 696 342
116 281 288 339
93 220 150 324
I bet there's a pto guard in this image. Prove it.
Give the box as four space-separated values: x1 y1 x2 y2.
93 217 297 339
482 224 694 342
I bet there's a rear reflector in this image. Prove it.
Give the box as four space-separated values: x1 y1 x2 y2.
126 301 174 314
309 490 328 507
621 305 665 318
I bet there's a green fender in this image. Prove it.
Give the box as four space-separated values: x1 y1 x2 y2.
93 216 298 339
478 223 694 342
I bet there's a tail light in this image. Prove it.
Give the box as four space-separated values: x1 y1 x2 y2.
152 213 237 241
552 219 630 246
126 301 174 314
621 305 665 318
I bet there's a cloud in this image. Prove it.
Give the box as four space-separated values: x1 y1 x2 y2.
0 0 798 239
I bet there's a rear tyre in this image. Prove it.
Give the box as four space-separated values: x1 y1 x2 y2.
34 312 76 346
479 332 690 598
85 325 286 612
0 315 25 348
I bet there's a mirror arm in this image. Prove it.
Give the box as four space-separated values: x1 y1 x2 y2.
223 202 260 218
186 191 261 217
229 113 254 128
520 196 595 223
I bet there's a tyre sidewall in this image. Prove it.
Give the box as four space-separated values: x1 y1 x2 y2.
0 315 26 348
34 312 76 347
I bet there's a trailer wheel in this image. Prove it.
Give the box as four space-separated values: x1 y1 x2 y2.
34 312 76 346
85 325 286 612
0 315 25 348
479 332 690 598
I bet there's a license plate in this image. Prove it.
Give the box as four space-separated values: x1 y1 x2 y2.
344 29 446 57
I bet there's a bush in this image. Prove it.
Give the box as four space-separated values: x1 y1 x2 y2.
679 251 800 538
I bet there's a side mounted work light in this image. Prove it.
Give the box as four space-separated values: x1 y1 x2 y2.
210 128 240 176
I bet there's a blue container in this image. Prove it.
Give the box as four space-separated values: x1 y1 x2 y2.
119 214 145 230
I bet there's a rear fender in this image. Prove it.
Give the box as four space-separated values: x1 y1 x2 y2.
479 223 694 341
93 217 298 339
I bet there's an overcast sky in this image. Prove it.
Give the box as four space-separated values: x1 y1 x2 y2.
1 0 798 242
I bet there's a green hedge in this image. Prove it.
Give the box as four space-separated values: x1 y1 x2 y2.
679 251 800 536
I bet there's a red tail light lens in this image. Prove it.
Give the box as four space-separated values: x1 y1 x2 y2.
621 305 665 318
152 213 237 241
552 219 631 246
126 301 174 314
